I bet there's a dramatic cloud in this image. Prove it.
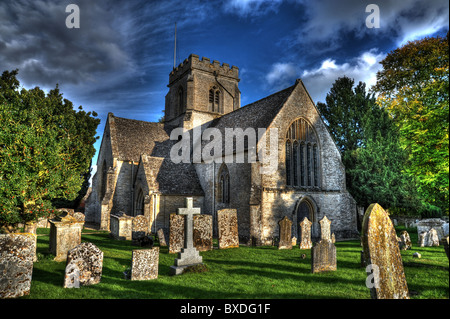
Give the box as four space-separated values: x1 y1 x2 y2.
265 62 298 91
297 0 449 48
300 49 385 103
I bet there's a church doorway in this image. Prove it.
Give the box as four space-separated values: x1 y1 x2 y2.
296 197 319 241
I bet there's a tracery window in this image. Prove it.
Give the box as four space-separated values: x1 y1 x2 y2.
285 118 320 188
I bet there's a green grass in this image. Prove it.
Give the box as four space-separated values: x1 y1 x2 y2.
24 226 448 299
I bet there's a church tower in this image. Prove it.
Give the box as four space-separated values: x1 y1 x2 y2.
164 54 241 130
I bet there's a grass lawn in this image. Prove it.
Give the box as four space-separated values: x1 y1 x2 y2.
24 226 448 299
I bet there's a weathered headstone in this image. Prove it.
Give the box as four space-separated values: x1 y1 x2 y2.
319 216 331 241
417 218 445 241
278 216 293 250
169 213 185 254
110 212 133 240
132 215 149 245
170 198 203 275
49 212 84 261
311 216 336 273
193 214 213 252
362 203 409 299
311 240 337 273
292 237 297 246
0 233 36 299
217 209 239 249
299 217 312 249
418 228 440 247
157 228 167 247
130 247 159 280
398 230 412 250
64 242 103 288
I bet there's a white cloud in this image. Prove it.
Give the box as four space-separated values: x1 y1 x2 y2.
223 0 283 17
266 62 298 90
300 49 385 103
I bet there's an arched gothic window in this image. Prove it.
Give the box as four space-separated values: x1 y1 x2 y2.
209 87 221 113
218 164 230 204
135 188 145 216
285 118 321 188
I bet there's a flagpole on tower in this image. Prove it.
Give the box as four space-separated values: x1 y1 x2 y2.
173 22 177 69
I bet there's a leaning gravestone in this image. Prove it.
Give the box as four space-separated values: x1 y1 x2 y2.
362 203 409 299
311 216 336 273
49 212 84 261
64 242 103 288
299 217 312 249
169 213 185 254
278 216 293 250
131 247 159 280
398 230 412 250
193 214 213 252
0 233 36 298
170 198 203 275
217 209 239 249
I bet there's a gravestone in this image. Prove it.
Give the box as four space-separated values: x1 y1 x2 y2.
73 212 85 223
157 228 167 247
311 240 337 273
217 209 239 249
131 247 159 280
49 212 84 261
110 212 133 240
278 216 293 250
170 198 203 275
398 230 412 250
64 242 103 288
0 233 36 299
292 237 297 246
169 213 185 254
417 218 445 241
311 216 336 273
299 217 312 249
193 214 213 252
362 203 409 299
418 228 440 247
319 216 331 241
132 215 149 245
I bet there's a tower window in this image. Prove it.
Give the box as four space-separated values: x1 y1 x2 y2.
178 87 184 115
209 87 221 113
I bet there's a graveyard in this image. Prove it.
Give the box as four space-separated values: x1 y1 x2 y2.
17 223 448 299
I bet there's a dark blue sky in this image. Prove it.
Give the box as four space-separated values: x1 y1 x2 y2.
1 0 448 175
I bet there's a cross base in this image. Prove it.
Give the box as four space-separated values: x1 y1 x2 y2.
170 263 204 276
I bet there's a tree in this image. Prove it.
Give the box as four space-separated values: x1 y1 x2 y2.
374 33 449 214
317 76 419 210
0 70 100 230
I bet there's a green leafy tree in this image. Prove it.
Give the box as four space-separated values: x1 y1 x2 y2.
317 76 419 210
374 33 449 214
0 70 100 230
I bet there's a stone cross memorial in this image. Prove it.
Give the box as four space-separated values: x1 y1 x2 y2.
170 198 203 275
362 203 409 299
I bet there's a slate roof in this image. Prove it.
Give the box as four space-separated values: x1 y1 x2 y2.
108 114 204 195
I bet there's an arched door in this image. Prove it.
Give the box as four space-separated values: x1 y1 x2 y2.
296 199 319 241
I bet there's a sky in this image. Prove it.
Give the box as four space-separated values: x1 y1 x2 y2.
1 0 448 180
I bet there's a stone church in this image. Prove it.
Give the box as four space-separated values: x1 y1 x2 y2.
84 54 359 244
